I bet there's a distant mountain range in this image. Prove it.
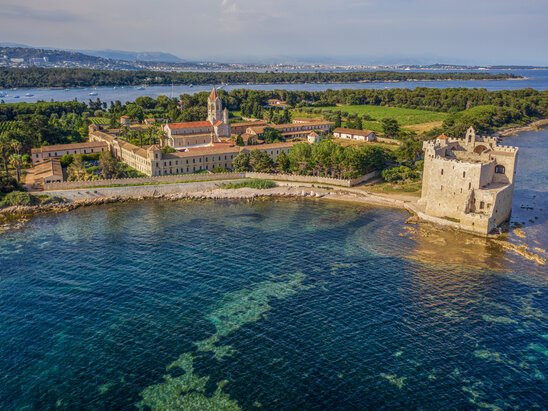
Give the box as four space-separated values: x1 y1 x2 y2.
75 49 184 63
0 43 546 72
0 43 184 63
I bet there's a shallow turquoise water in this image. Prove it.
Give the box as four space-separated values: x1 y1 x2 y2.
0 130 547 409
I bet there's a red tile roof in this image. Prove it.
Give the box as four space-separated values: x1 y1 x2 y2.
213 121 222 127
209 87 218 101
437 134 449 140
167 121 212 130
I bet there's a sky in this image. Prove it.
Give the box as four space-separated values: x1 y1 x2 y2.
1 0 547 65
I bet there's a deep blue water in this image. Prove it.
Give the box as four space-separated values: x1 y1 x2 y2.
0 129 547 410
1 69 547 104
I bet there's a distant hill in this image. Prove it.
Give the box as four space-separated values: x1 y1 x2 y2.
77 49 184 63
0 46 137 69
0 43 184 64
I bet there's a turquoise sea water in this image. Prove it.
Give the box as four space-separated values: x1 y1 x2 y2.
0 129 547 409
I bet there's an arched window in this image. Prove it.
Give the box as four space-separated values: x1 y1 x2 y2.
441 169 444 175
463 171 466 178
495 165 505 174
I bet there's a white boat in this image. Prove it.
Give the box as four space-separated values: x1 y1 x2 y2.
25 93 34 97
189 84 193 88
89 92 98 96
136 86 146 90
13 95 20 99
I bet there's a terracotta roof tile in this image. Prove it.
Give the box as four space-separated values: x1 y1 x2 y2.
167 121 212 130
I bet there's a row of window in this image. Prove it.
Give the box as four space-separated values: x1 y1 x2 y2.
159 163 231 175
45 147 104 157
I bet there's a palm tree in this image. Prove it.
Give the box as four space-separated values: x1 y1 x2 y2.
155 126 168 147
10 139 22 155
9 154 24 183
0 133 11 175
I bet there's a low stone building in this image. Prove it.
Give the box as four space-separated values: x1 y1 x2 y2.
246 120 333 139
230 120 268 135
292 117 325 124
26 158 64 188
266 99 287 108
418 127 518 235
333 127 376 142
31 141 108 164
307 132 320 144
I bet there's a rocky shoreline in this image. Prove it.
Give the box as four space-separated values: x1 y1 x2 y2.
2 184 545 266
497 119 548 136
0 185 410 229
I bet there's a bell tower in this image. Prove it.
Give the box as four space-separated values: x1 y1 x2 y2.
207 87 222 124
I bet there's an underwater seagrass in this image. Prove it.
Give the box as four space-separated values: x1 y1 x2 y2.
138 271 309 409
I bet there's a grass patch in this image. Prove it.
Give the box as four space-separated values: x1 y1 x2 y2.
291 111 324 120
403 120 444 133
221 179 276 189
321 105 447 125
365 181 422 196
0 191 66 208
47 177 244 190
332 138 400 151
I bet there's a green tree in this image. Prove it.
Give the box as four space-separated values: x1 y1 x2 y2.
276 151 290 172
263 127 284 143
8 154 25 183
381 118 400 138
333 112 342 128
232 152 250 171
0 133 11 175
67 154 87 181
249 150 273 172
235 134 245 146
125 104 145 123
98 151 121 179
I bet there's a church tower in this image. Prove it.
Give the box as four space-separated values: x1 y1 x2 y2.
207 87 222 124
207 87 231 138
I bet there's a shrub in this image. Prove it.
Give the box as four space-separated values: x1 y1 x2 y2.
0 191 38 207
40 195 65 205
381 165 421 183
161 146 176 153
0 173 22 193
221 179 276 189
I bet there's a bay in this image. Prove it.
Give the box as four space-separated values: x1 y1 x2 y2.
0 128 546 409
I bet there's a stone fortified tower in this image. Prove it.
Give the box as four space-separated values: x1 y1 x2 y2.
418 127 518 235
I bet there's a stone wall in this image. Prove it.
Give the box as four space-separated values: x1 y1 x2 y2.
42 173 245 190
42 170 380 191
245 171 379 187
